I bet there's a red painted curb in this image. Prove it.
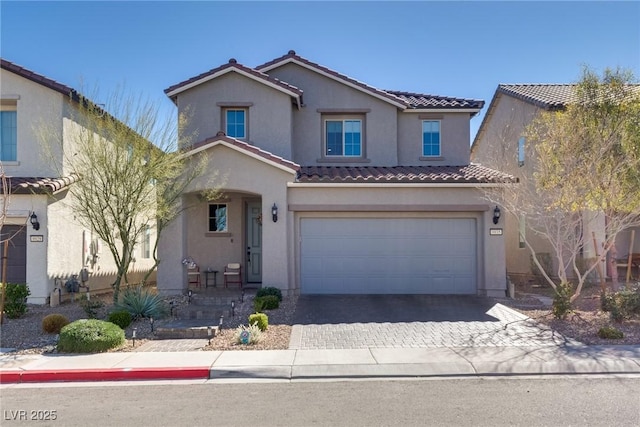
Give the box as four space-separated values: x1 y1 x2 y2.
0 367 210 384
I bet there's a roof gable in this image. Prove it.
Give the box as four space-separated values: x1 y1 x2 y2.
1 58 79 100
184 132 300 174
164 59 303 107
256 50 408 109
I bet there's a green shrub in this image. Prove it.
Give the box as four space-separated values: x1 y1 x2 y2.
42 313 70 334
115 285 167 320
57 319 125 353
1 283 30 319
597 326 624 340
256 286 283 302
233 323 263 345
254 295 280 312
107 310 132 329
248 312 268 331
600 288 640 322
79 296 105 319
552 282 573 319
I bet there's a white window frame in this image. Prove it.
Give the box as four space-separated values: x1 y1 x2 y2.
422 120 441 157
224 108 247 140
323 116 364 158
208 203 228 232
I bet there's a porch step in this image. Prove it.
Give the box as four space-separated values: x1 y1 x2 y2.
155 320 219 339
186 288 247 306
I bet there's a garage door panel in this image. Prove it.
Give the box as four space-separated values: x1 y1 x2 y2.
301 218 476 294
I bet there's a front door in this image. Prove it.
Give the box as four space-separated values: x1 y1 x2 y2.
246 202 262 283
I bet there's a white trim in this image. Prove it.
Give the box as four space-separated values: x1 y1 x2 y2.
287 182 511 188
166 67 301 105
421 119 441 158
403 108 481 114
259 58 407 109
183 139 299 174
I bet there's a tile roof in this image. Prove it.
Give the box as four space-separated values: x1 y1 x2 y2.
297 165 516 184
164 58 303 103
1 58 79 100
386 90 484 111
187 132 300 172
256 50 408 109
497 84 577 110
9 175 79 194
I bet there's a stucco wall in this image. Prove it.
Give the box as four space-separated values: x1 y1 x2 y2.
266 63 399 166
288 185 507 297
398 112 472 166
176 72 293 159
157 143 296 295
1 68 63 177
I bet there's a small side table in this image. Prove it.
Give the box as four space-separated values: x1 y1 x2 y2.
204 270 218 288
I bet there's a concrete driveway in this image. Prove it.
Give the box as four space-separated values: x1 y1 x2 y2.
289 295 579 350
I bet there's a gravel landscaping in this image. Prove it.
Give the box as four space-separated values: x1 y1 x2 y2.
1 283 638 354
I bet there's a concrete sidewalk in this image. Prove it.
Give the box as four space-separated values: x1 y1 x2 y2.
2 345 639 384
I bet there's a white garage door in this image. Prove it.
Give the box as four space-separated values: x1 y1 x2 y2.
300 218 476 294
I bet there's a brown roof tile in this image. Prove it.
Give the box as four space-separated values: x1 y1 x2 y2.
1 58 80 100
297 165 516 184
164 58 303 102
386 90 484 110
497 84 576 110
9 175 79 194
187 133 300 172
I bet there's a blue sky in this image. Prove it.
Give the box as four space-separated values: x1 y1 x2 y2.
2 1 639 144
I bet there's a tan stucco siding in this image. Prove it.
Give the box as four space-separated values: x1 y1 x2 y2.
158 144 296 294
288 185 507 297
398 112 472 166
176 72 293 159
1 68 64 177
267 63 399 166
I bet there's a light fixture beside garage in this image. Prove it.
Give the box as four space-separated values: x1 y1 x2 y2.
493 206 501 225
30 212 40 230
271 203 278 222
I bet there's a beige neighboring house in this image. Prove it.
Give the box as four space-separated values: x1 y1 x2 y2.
471 84 640 279
158 50 515 297
0 59 156 304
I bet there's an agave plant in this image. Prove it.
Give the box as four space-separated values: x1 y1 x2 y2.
115 285 168 320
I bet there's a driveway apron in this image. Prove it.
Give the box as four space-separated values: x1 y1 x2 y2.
290 295 578 350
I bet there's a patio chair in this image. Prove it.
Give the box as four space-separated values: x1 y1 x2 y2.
187 263 201 288
224 263 242 288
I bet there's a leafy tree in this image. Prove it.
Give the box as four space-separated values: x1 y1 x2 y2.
491 67 640 307
39 89 214 303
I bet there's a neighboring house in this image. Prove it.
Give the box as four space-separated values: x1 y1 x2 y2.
471 84 639 278
158 50 515 297
0 59 156 304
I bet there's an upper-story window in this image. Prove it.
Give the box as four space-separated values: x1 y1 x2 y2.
225 109 246 139
517 136 525 167
0 104 17 161
324 117 363 157
422 120 441 157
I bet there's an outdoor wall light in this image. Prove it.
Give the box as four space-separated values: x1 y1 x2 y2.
271 203 278 223
30 212 40 230
493 206 501 225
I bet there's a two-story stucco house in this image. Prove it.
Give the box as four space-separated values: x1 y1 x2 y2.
471 84 640 279
0 59 156 304
158 51 515 297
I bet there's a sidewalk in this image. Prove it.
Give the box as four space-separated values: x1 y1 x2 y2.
2 345 639 384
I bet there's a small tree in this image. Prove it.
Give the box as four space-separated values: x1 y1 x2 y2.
488 67 640 309
38 88 213 303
